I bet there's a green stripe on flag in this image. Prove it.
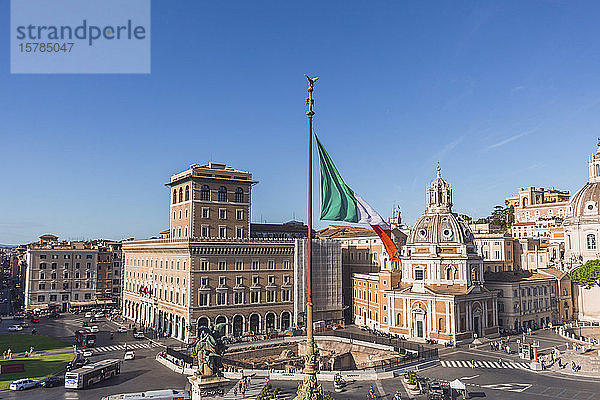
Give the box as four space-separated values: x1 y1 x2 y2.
315 135 359 222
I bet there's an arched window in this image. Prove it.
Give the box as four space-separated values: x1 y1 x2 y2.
200 185 210 201
445 267 452 281
172 189 177 204
596 164 600 177
218 186 227 202
185 185 190 201
472 267 480 282
235 187 243 203
179 188 183 203
587 233 596 250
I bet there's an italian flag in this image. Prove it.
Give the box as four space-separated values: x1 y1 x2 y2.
315 135 400 261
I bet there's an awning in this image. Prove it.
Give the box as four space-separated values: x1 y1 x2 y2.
450 379 466 390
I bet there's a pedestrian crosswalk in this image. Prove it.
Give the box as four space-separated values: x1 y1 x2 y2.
440 360 530 369
93 342 158 354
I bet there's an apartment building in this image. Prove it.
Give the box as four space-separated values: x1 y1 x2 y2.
474 233 517 273
506 187 569 242
95 241 123 306
24 236 97 312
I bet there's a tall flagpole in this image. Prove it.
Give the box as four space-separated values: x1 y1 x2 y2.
297 75 324 400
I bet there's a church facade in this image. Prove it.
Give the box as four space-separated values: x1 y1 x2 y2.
353 168 499 343
564 143 600 321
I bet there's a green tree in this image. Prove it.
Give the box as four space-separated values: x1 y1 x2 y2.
570 259 600 289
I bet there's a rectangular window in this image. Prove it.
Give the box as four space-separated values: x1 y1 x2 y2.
40 263 47 269
219 208 227 219
268 275 275 285
201 260 209 271
283 275 290 284
51 263 57 269
267 290 276 302
217 292 226 305
202 208 210 218
252 276 259 286
283 260 290 269
219 226 227 238
268 260 275 269
252 260 260 270
250 291 260 303
282 289 290 302
37 295 45 302
236 209 244 220
219 276 226 286
199 292 209 306
235 261 243 270
414 269 424 280
38 283 45 290
234 291 244 304
201 225 210 237
236 276 243 286
236 227 243 238
84 293 91 300
201 277 209 286
50 295 57 301
218 261 226 271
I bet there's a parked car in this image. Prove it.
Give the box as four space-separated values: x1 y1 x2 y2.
12 314 24 320
38 375 63 388
8 325 23 332
124 351 135 360
133 332 145 339
31 318 40 323
94 312 104 318
82 350 93 357
20 322 29 328
117 327 127 333
84 312 92 318
90 325 99 333
9 378 39 391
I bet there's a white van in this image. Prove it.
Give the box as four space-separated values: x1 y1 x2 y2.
101 389 190 400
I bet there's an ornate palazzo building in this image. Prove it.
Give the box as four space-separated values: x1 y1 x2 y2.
353 169 499 343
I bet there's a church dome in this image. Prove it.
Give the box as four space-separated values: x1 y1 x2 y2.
407 166 474 245
568 143 600 218
408 213 474 245
569 183 600 218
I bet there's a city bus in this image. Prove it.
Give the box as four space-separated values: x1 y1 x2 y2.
65 359 121 389
101 389 191 400
75 329 97 348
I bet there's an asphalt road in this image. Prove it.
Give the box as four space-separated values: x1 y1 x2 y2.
0 314 189 400
1 318 599 400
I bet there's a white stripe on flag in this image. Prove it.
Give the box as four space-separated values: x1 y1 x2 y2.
355 194 389 229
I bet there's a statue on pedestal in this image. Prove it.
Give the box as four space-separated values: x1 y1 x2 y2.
194 323 226 377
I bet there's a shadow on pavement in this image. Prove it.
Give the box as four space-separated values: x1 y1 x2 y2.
468 391 486 398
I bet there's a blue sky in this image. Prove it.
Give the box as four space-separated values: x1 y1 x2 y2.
2 1 600 244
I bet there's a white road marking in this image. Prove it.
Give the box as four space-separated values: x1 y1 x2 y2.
460 375 480 380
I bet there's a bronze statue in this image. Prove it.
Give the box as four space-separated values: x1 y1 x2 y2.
194 323 227 377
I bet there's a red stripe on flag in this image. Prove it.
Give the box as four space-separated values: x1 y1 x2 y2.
371 225 400 262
